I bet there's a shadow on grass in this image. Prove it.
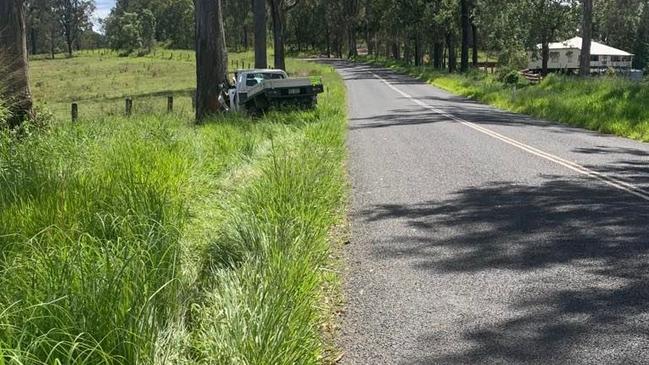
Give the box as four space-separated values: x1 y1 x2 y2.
360 176 649 363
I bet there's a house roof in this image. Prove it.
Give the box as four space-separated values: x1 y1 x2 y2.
541 36 634 56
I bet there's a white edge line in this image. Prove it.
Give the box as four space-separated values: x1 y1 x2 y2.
371 72 649 202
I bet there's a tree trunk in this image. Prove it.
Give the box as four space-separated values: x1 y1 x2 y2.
579 0 593 76
460 0 470 72
365 21 372 55
195 0 228 122
49 28 55 59
346 0 358 58
433 41 443 69
471 23 478 67
404 42 411 64
0 0 33 127
391 38 400 60
541 41 549 76
447 32 456 73
30 27 37 55
348 27 358 58
326 24 331 58
442 43 447 69
269 0 285 70
253 0 267 68
243 25 249 51
64 24 73 57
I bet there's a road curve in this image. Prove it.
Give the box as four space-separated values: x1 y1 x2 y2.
332 61 649 364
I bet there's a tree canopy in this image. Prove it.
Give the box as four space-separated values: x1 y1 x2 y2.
20 0 649 71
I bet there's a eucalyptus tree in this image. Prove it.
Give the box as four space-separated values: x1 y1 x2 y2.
195 0 228 122
460 0 471 71
633 1 649 69
528 0 579 75
269 0 299 70
579 0 593 76
0 0 33 127
52 0 95 57
253 0 267 68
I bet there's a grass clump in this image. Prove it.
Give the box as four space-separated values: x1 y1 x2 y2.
1 54 347 364
188 72 347 364
359 56 649 142
0 117 198 364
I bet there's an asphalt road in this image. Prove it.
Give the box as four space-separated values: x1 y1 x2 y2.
332 61 649 364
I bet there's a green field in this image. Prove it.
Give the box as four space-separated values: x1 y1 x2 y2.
359 56 649 142
28 50 275 120
1 52 347 364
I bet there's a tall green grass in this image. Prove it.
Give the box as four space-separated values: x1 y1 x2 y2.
1 116 206 363
188 84 347 364
0 58 346 364
359 56 649 142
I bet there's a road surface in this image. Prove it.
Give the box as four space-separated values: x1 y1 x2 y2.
333 61 649 364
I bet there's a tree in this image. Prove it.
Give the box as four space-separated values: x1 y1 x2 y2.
52 0 95 57
105 12 143 53
579 0 593 75
107 0 194 50
157 0 194 49
345 0 359 58
104 9 156 54
0 0 33 127
195 0 228 122
528 0 578 75
269 0 299 70
253 0 267 68
139 9 156 52
460 0 471 71
633 1 649 69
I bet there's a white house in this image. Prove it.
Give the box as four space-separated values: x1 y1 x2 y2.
528 36 634 73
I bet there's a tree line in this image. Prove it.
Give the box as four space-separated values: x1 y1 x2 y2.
273 0 649 73
25 0 97 58
3 0 649 125
18 0 649 73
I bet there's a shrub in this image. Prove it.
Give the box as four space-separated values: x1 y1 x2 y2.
105 11 156 55
497 48 529 70
498 69 529 87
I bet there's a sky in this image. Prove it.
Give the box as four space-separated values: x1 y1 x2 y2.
93 0 115 30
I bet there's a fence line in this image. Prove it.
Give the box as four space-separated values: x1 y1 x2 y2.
69 95 195 122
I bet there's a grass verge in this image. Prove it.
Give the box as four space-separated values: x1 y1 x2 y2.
358 56 649 142
1 55 347 364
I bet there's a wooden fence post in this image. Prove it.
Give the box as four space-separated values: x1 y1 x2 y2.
125 97 133 116
71 102 78 122
167 96 174 113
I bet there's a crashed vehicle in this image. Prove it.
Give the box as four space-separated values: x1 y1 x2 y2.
225 69 324 113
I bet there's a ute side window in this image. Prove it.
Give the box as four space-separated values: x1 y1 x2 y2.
246 74 260 87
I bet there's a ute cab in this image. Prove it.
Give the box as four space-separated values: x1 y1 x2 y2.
227 69 289 111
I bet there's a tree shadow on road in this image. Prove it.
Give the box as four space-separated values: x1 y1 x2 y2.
360 176 649 364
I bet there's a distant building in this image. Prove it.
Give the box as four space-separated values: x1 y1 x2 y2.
528 36 634 73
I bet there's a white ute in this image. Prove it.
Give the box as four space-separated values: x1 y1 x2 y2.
226 69 324 113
